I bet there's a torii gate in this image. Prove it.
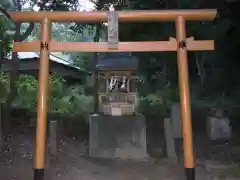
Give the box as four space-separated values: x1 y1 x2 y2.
8 9 216 180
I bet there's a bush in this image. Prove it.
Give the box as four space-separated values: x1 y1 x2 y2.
137 85 179 118
137 94 167 118
0 72 179 123
0 73 94 118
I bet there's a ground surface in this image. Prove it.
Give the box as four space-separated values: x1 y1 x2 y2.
0 131 240 180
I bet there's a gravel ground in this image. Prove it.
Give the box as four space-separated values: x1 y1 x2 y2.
0 132 239 180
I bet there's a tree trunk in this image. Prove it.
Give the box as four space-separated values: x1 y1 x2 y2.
0 104 3 152
195 53 206 85
2 1 34 134
93 24 101 113
3 25 20 134
0 31 4 69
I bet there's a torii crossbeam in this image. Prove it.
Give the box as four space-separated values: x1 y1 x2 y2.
8 9 217 180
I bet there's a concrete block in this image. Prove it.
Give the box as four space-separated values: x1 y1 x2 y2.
49 120 58 156
171 103 182 139
164 117 178 164
89 114 148 160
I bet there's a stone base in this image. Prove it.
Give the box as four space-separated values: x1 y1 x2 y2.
89 114 148 160
206 116 231 141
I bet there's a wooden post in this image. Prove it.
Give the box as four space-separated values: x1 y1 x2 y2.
49 120 57 156
34 17 51 180
0 104 3 152
176 16 195 180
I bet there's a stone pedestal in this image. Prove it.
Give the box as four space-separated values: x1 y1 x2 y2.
164 117 178 163
89 114 148 160
206 116 231 141
48 120 57 156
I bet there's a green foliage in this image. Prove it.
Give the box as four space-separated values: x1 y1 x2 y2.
35 0 79 11
137 85 179 118
47 74 94 117
93 0 239 106
1 0 239 121
14 75 38 108
0 13 14 54
0 72 93 117
137 94 166 118
48 75 93 116
0 72 10 102
28 21 94 70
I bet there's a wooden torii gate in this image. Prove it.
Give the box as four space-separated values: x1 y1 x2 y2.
9 9 217 180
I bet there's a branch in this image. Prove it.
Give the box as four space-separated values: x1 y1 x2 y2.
19 22 35 41
0 5 34 41
11 0 17 7
0 5 14 23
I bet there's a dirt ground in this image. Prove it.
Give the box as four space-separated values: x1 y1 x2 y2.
0 131 240 180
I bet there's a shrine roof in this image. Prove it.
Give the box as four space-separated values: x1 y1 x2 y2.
96 53 138 70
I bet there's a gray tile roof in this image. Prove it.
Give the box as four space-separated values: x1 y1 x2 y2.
97 53 138 70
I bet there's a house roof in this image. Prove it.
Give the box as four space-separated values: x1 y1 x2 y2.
17 52 71 66
2 52 92 84
7 52 91 75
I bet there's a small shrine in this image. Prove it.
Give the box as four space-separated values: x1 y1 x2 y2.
89 52 148 160
97 52 138 116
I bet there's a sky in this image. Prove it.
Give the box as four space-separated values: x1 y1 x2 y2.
27 0 95 11
78 0 95 11
21 0 96 62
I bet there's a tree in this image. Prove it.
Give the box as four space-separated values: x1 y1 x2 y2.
85 0 240 110
1 0 35 133
1 0 240 121
0 0 81 134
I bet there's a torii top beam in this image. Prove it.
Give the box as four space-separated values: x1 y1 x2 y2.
9 9 217 23
9 9 217 53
